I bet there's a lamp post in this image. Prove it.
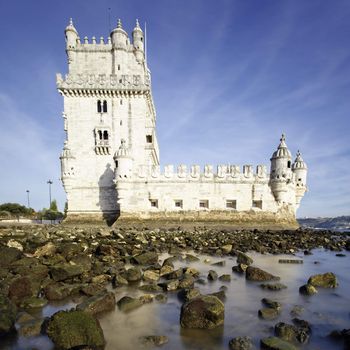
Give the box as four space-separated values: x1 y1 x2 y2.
47 180 53 208
26 190 30 208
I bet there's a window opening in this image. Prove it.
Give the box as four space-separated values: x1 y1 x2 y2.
287 161 291 168
149 199 158 208
103 130 108 140
146 135 153 143
103 100 107 113
98 130 102 140
97 100 102 113
175 200 183 208
199 200 209 209
252 200 263 209
226 200 236 209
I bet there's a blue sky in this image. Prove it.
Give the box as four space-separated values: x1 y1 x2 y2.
0 0 349 217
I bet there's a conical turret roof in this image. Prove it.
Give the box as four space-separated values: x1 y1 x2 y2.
292 150 307 170
271 134 292 159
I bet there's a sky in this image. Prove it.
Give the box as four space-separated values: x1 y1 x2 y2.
0 0 349 218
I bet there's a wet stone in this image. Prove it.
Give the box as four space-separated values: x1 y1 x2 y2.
246 266 280 282
278 259 303 264
180 295 225 329
260 336 298 350
262 298 281 310
76 291 115 316
307 272 338 288
207 270 218 281
259 307 280 320
46 310 105 350
139 335 169 346
0 295 17 336
117 296 143 312
260 283 287 291
219 274 231 282
299 284 317 295
236 251 253 266
228 336 253 350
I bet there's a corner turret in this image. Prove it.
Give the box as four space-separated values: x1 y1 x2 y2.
292 150 308 208
132 19 144 62
111 19 128 50
114 139 133 178
65 18 78 50
270 134 293 203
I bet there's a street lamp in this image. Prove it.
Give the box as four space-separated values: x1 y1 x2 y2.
47 180 53 208
26 190 30 208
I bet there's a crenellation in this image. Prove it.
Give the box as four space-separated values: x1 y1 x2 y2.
58 18 307 226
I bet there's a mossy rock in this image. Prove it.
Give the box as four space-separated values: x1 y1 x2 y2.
308 272 338 288
261 336 298 350
0 295 17 336
46 310 105 349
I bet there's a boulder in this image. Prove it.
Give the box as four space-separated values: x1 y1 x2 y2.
221 244 233 254
260 336 297 350
44 283 79 301
8 276 34 304
236 251 253 265
50 263 85 282
180 295 224 329
262 298 281 310
207 270 218 281
139 335 169 346
228 336 253 350
18 318 44 337
133 252 158 265
46 310 105 350
0 295 17 336
0 246 22 267
76 291 115 316
117 296 143 312
178 288 201 302
260 283 287 291
158 279 179 291
274 322 298 342
258 307 280 320
34 242 57 257
246 266 279 281
232 264 248 273
124 267 142 282
307 272 338 288
219 274 231 282
143 270 160 282
299 284 317 295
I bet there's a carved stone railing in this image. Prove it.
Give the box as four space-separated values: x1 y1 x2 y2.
56 73 150 91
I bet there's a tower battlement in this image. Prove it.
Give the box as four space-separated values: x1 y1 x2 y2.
58 19 307 227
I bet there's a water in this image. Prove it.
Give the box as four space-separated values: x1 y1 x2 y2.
3 250 350 349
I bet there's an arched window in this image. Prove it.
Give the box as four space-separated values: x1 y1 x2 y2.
103 130 108 140
98 130 103 140
103 100 107 113
97 100 102 113
287 161 291 168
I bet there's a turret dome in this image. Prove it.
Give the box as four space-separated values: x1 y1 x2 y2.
114 139 130 159
292 150 307 170
133 19 143 33
271 134 292 159
65 18 78 34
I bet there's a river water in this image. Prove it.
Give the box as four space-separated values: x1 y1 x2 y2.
6 249 350 350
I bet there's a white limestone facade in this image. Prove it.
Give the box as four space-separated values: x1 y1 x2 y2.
58 19 308 227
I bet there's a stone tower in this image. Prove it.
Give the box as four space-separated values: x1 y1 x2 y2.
57 19 159 222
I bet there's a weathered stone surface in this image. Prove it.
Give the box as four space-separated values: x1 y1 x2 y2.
18 319 44 337
0 246 22 267
133 251 158 265
260 336 298 350
232 264 248 273
258 307 280 320
228 336 253 350
260 283 287 291
8 276 34 303
0 295 17 336
222 244 233 254
299 284 317 295
34 242 57 257
180 295 224 329
158 279 179 291
139 335 169 346
46 310 105 350
246 266 279 281
236 251 253 265
50 263 85 282
76 291 115 316
278 259 303 264
143 270 160 282
207 270 218 281
219 274 231 282
20 296 48 309
262 298 281 310
124 267 142 282
307 272 338 288
117 296 143 312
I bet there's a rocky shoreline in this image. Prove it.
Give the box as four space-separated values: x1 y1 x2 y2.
0 224 349 349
